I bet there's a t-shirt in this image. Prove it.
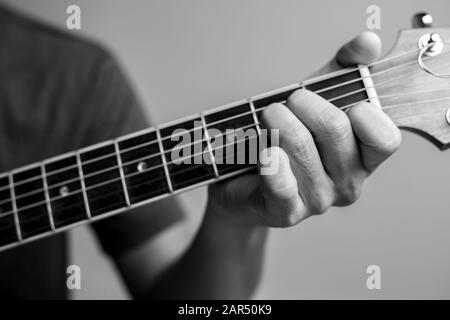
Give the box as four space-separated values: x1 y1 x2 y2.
0 5 180 299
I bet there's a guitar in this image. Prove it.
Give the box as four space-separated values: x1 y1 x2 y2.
0 20 449 253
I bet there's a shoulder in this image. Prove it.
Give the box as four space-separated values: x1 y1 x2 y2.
0 4 116 81
0 5 141 150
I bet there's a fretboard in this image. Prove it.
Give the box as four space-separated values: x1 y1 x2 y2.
0 66 378 252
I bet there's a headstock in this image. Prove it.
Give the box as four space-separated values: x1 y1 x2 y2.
374 14 450 149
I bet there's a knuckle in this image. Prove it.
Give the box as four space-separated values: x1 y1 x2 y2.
274 207 303 228
290 129 315 159
337 179 363 205
262 187 304 228
306 192 333 216
264 182 295 204
321 109 352 139
263 203 303 228
283 212 303 227
273 212 303 228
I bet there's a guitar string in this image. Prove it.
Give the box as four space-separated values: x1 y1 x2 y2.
10 89 450 225
381 96 450 110
0 70 407 206
0 76 434 210
0 132 262 219
0 121 262 215
0 51 448 212
0 56 443 207
3 89 450 232
0 46 432 195
7 135 262 222
1 47 428 190
0 121 259 207
38 49 424 179
1 47 449 213
3 46 441 199
2 86 450 220
1 71 448 219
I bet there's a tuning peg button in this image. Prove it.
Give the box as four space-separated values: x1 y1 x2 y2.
412 12 433 28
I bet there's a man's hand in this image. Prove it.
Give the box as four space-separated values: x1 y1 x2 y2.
207 31 401 227
144 32 401 300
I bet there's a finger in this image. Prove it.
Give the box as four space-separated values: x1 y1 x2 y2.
286 89 366 205
336 31 382 67
260 103 335 216
346 102 402 172
257 147 305 227
311 31 382 77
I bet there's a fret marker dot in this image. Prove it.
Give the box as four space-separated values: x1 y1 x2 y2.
137 162 147 173
59 186 69 197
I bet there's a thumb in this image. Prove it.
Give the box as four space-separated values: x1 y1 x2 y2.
311 31 382 77
336 31 382 67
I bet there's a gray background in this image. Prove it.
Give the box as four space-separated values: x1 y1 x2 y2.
2 0 450 299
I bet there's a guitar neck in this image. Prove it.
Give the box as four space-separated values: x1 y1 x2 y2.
0 64 380 252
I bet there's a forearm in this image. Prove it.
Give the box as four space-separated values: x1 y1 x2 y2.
147 202 269 299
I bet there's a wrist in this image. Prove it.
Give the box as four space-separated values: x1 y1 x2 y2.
197 199 269 250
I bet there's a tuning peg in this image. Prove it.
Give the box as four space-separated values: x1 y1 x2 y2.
412 12 433 28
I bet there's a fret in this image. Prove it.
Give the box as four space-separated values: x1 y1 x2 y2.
80 143 127 216
114 140 131 206
45 154 88 228
249 101 262 137
160 118 216 190
249 100 272 161
41 164 55 231
118 130 171 204
13 166 52 239
204 103 259 176
76 152 91 219
0 174 19 246
156 129 173 193
8 173 22 241
200 114 219 178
